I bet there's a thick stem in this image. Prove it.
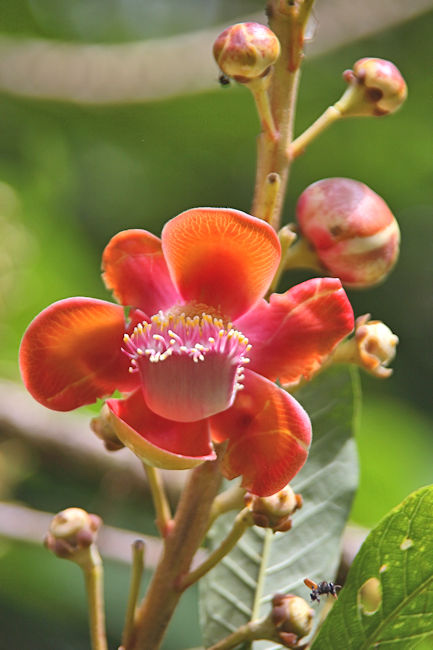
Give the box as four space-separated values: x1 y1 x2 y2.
179 507 253 590
143 463 173 537
128 457 223 650
81 546 108 650
251 2 316 229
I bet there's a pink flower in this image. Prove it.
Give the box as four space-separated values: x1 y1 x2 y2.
19 208 354 495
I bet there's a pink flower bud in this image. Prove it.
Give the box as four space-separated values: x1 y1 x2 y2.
245 484 302 532
296 178 400 288
271 594 314 645
355 314 399 378
44 507 102 559
339 58 407 117
213 22 280 83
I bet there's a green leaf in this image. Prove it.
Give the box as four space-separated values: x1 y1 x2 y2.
311 485 433 650
199 366 360 649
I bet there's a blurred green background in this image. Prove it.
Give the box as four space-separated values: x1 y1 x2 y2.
0 1 432 648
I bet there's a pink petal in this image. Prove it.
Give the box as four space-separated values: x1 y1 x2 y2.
102 229 182 314
235 277 354 386
210 370 311 496
161 208 281 320
106 389 216 470
19 298 138 411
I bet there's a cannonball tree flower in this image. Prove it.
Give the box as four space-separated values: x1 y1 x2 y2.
19 208 354 496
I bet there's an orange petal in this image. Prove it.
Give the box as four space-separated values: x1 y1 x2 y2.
235 277 354 386
106 389 216 470
161 208 280 320
19 298 137 411
210 370 311 496
102 229 181 313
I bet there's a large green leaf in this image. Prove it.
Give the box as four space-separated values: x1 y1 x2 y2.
199 366 360 649
311 485 433 650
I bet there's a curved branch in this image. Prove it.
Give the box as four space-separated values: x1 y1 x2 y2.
0 1 430 104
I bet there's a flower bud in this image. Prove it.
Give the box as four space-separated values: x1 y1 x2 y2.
213 22 280 83
337 58 407 117
91 403 125 451
355 314 399 378
296 178 400 287
271 594 314 646
45 507 102 560
245 484 302 532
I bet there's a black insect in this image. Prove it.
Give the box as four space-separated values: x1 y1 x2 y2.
304 578 341 603
218 73 231 87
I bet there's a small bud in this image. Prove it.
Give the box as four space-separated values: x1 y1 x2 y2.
271 594 314 646
45 507 102 560
355 314 399 378
91 403 125 451
296 178 400 288
337 58 407 117
245 484 302 532
213 22 280 83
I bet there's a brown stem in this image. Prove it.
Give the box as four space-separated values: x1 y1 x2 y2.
251 2 315 230
127 457 223 650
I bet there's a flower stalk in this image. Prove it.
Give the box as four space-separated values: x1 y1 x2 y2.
178 507 254 590
207 484 246 530
143 463 173 537
44 508 108 650
206 618 273 650
290 105 342 158
121 540 145 649
81 547 108 650
246 77 279 141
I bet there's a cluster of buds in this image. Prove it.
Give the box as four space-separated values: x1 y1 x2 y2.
213 22 280 83
337 58 407 117
296 177 400 288
245 484 302 532
44 507 102 563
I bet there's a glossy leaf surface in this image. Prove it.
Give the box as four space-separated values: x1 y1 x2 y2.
311 484 433 650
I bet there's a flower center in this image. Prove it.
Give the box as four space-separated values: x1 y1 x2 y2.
122 310 251 422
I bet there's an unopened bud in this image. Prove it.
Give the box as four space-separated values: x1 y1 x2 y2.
355 314 399 377
91 403 124 451
271 594 314 646
245 485 302 532
45 507 102 560
213 22 280 83
337 58 407 117
296 178 400 287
